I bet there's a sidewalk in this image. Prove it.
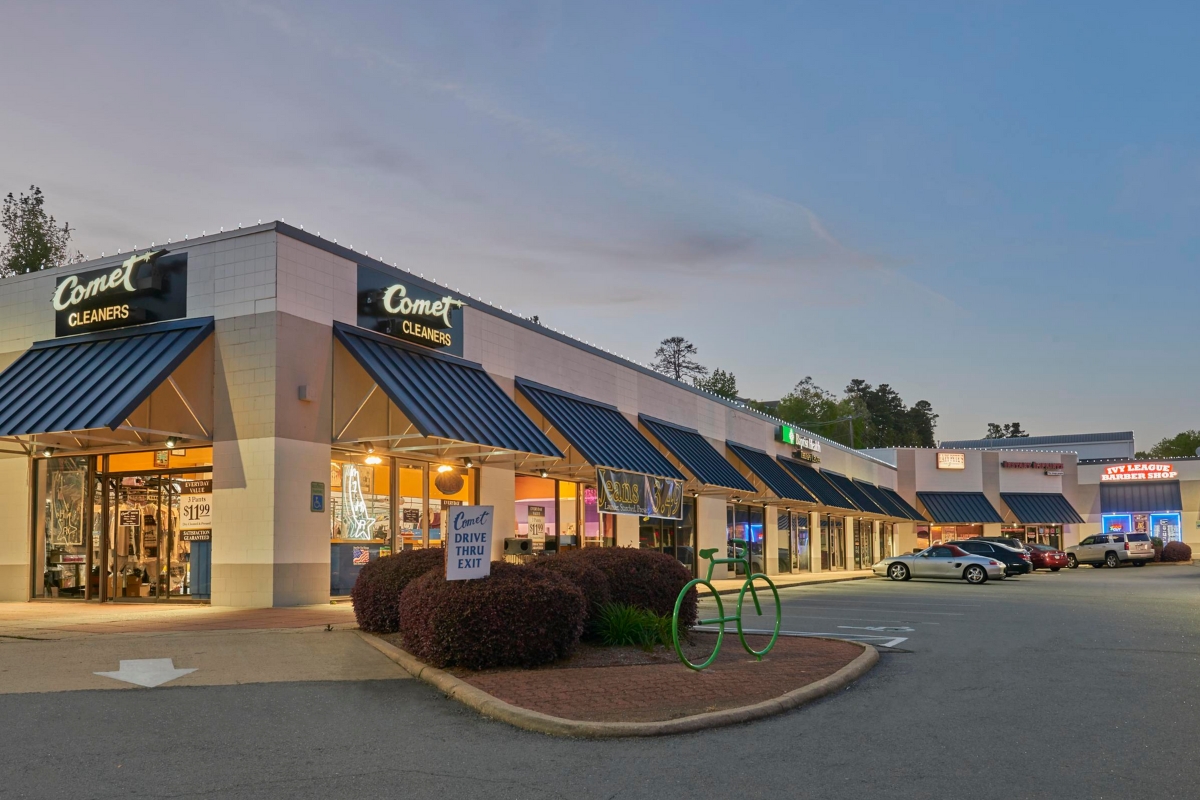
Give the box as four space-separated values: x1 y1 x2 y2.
699 569 875 595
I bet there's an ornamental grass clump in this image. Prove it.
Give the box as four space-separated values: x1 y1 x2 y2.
399 562 586 670
559 547 698 628
350 548 445 634
1162 541 1193 562
593 602 673 649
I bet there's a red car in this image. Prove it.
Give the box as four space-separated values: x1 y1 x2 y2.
1027 543 1068 571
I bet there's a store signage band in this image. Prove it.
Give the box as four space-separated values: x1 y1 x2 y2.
1100 463 1178 482
357 265 466 356
937 452 966 470
596 467 683 520
53 250 188 336
778 424 822 453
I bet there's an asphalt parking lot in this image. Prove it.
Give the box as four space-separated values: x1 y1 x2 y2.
2 565 1199 799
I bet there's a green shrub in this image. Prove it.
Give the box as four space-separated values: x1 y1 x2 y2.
1162 541 1192 562
593 602 672 649
398 562 586 669
350 549 445 633
1152 537 1165 562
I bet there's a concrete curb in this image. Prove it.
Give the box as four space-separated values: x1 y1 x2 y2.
357 630 879 738
698 574 874 596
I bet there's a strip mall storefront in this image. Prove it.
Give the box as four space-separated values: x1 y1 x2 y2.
0 223 908 606
1074 458 1200 547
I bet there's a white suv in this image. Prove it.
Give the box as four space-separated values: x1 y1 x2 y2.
1066 533 1154 569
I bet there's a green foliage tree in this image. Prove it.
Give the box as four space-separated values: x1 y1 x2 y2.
844 379 939 447
984 422 1029 439
771 377 861 448
1136 430 1200 459
0 186 84 277
651 336 708 382
694 367 738 400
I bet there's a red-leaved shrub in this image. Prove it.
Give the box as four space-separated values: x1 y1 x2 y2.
559 547 698 627
531 556 612 628
350 549 445 633
399 562 586 669
1162 541 1193 562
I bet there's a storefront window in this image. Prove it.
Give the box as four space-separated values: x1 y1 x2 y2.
430 466 474 549
396 463 424 549
582 486 602 545
792 512 810 572
34 456 90 599
878 522 894 560
638 500 694 573
821 514 845 571
330 455 392 596
516 475 556 554
727 503 764 575
852 518 873 570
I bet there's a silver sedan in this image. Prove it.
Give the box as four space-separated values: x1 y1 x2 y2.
873 544 1007 585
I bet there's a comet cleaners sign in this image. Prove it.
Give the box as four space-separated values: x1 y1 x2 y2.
357 265 466 355
53 250 188 336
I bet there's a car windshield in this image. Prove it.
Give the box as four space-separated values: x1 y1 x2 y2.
1127 533 1150 542
1028 543 1054 551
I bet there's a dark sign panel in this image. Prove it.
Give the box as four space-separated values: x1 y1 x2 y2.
54 250 187 337
596 467 684 520
356 264 465 355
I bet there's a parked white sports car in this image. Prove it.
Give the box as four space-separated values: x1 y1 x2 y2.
873 544 1007 585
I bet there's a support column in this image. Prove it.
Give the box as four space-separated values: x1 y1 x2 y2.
696 495 728 578
479 464 515 563
809 512 823 573
764 505 781 576
0 453 30 600
615 513 639 548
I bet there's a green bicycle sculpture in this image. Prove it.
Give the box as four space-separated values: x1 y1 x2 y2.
671 538 781 670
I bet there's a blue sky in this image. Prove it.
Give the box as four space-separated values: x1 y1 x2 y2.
1 1 1196 445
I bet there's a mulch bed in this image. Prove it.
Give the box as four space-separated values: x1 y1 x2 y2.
382 632 863 723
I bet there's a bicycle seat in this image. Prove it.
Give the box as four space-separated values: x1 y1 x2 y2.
699 548 718 560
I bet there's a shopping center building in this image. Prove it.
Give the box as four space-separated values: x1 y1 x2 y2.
0 222 917 606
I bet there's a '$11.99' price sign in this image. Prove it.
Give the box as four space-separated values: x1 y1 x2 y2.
180 480 213 530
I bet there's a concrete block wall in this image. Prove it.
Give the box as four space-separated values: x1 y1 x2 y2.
0 454 30 600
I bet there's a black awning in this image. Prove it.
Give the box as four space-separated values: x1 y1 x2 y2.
857 481 912 520
917 492 1004 524
881 487 925 521
516 379 682 478
335 323 561 457
640 416 753 492
0 317 213 437
777 457 856 510
726 442 815 502
820 471 885 514
1100 481 1183 514
1000 493 1085 524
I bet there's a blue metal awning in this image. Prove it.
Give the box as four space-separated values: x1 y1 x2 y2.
881 487 925 521
817 471 885 514
335 323 561 457
516 379 682 478
776 456 856 510
0 317 214 437
917 492 1004 524
726 442 815 503
640 416 753 492
1000 493 1084 524
1100 482 1183 514
856 480 912 520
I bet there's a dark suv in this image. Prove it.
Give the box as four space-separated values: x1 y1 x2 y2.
949 539 1033 576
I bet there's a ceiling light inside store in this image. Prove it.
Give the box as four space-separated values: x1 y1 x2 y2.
365 443 375 454
437 465 454 473
165 436 179 449
464 458 474 468
539 469 550 479
41 446 53 457
365 455 382 465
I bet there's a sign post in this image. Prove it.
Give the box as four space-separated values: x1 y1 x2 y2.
446 505 494 581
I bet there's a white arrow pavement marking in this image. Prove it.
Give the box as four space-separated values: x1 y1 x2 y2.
94 659 198 688
838 625 915 632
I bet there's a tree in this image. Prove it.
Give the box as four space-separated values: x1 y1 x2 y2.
651 336 708 382
1136 430 1200 459
843 379 938 447
770 376 860 448
694 368 738 400
984 422 1029 439
906 400 939 448
0 186 84 276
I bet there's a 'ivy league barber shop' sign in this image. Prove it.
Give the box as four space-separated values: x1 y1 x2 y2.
53 249 188 336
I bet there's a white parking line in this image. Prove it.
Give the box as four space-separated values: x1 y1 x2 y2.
695 626 909 649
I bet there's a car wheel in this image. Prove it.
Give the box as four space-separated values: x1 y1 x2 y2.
887 562 909 581
1106 552 1120 568
963 565 987 584
1067 554 1078 569
1050 567 1061 572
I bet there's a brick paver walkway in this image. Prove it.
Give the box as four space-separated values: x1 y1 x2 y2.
0 601 357 637
460 634 863 722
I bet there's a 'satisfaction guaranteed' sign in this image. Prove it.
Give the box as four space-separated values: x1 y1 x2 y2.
596 467 684 520
357 265 466 355
1100 463 1178 482
53 250 187 336
446 505 494 581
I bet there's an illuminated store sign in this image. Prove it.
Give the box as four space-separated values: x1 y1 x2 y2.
53 250 187 336
1100 463 1178 482
937 452 966 470
1002 460 1064 475
357 265 466 355
778 424 822 453
596 467 683 520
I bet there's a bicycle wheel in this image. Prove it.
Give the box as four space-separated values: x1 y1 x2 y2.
735 573 781 659
673 578 724 671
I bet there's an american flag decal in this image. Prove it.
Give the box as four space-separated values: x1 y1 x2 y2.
353 547 371 565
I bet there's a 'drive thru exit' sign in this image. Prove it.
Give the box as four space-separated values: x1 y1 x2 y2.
445 505 494 581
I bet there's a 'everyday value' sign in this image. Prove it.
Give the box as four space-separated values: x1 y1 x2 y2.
446 505 494 581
